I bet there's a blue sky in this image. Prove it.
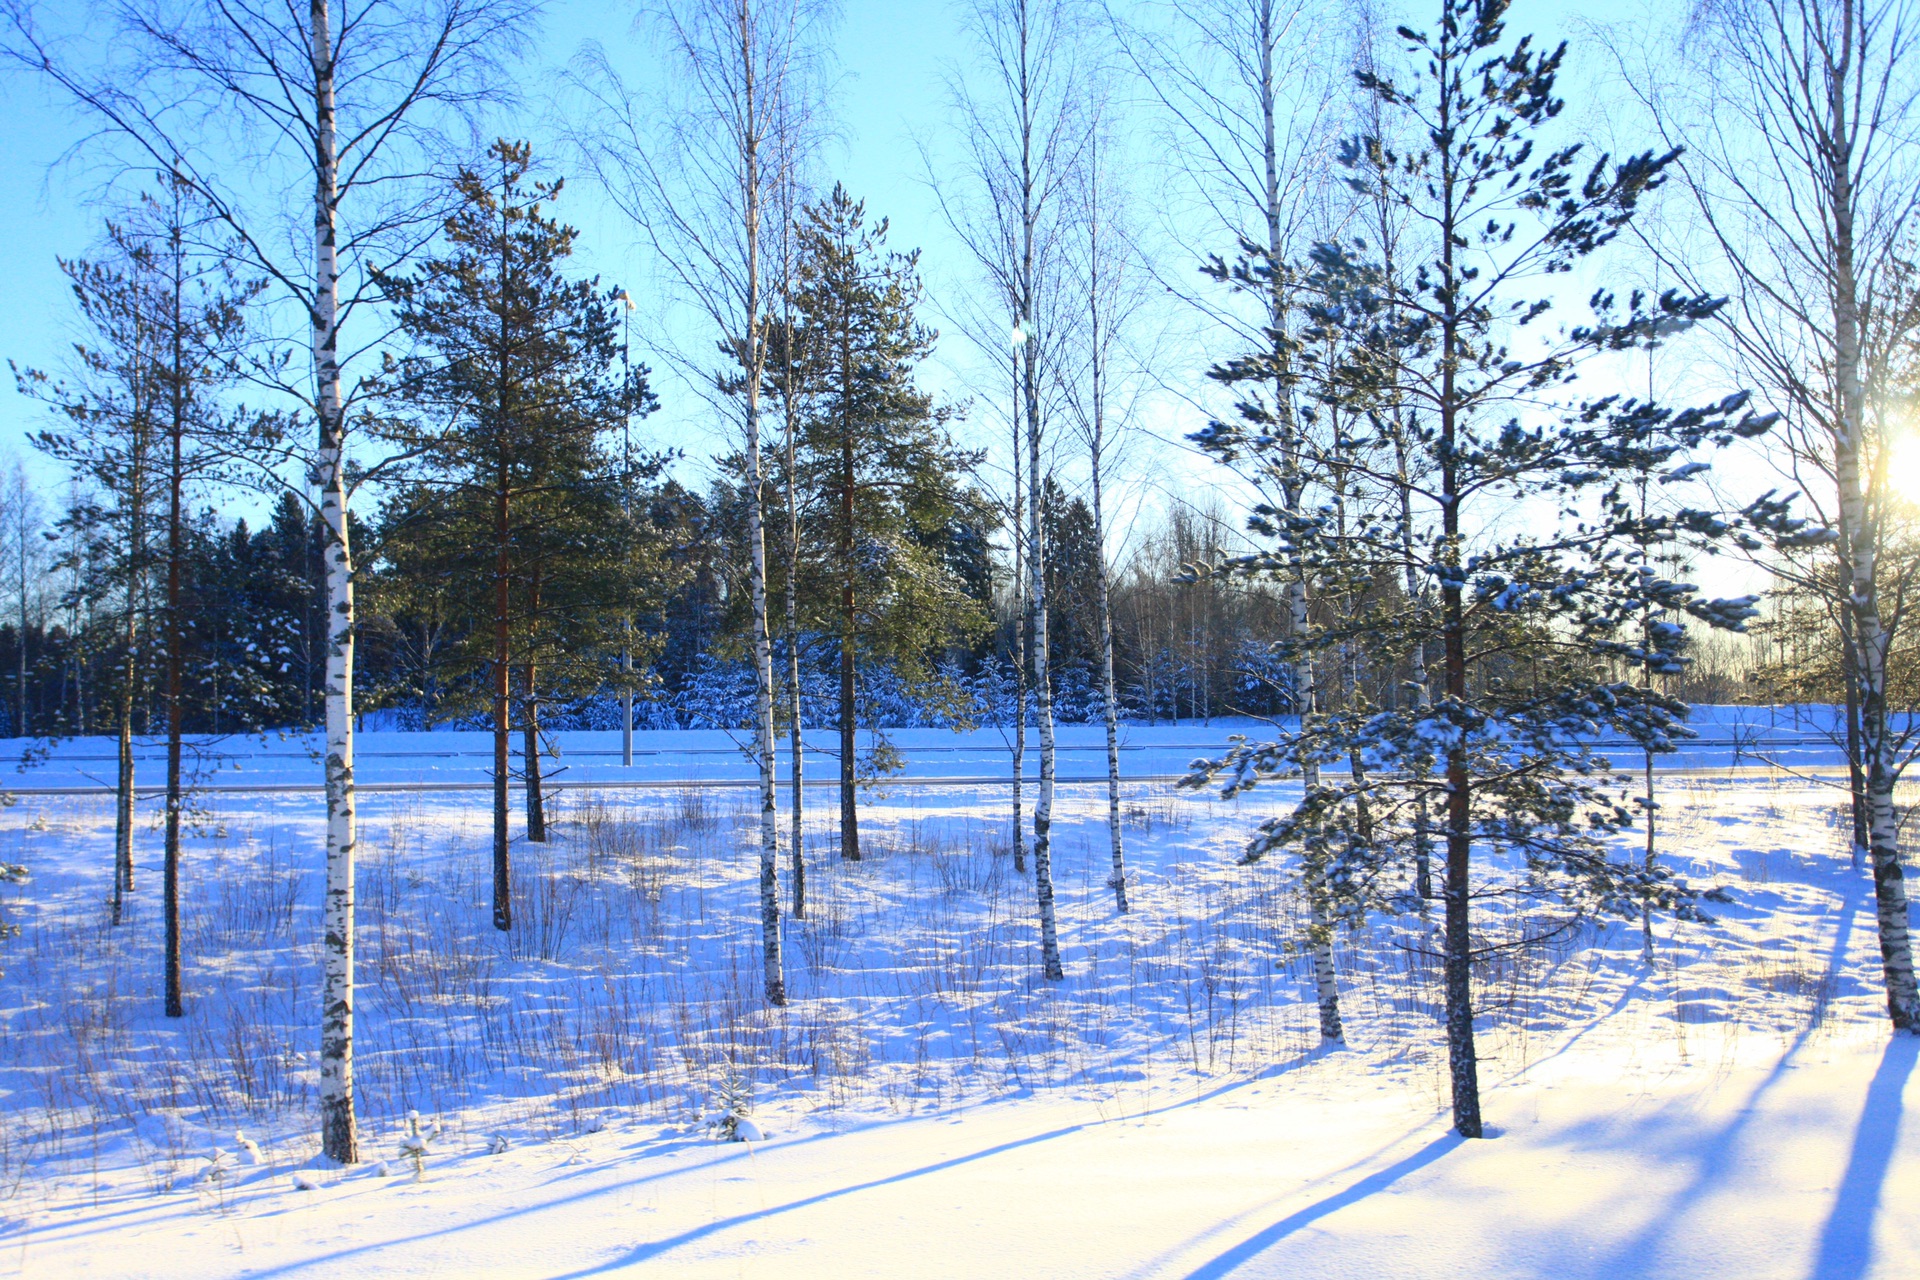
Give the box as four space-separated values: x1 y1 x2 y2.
0 0 1652 543
0 0 964 493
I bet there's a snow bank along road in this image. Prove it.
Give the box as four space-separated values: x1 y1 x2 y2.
0 706 1870 794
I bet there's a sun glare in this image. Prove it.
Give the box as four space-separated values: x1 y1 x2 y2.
1888 434 1920 508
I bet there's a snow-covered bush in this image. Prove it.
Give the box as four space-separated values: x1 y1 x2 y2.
703 1061 761 1143
398 1111 440 1181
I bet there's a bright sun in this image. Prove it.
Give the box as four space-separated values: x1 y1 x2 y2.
1886 434 1920 507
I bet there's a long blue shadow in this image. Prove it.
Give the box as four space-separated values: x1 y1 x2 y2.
230 1070 1272 1280
1588 876 1863 1277
539 1073 1285 1277
1807 1035 1918 1280
1177 1134 1461 1279
545 1119 1110 1277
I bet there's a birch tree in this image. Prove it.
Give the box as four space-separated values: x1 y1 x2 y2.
1112 0 1346 1038
572 0 834 1006
767 114 814 917
7 0 535 1163
1058 98 1147 914
939 0 1081 980
1612 0 1920 1030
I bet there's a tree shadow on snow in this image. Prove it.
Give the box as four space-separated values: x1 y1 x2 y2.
543 1071 1272 1277
1585 874 1863 1278
1806 1034 1918 1280
1170 1133 1462 1279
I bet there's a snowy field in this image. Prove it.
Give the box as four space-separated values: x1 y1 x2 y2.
0 703 1878 794
0 725 1914 1277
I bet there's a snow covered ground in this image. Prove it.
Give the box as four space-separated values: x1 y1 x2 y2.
0 727 1913 1277
0 703 1876 794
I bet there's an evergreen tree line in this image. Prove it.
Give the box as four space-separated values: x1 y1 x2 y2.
0 459 1325 739
0 493 330 740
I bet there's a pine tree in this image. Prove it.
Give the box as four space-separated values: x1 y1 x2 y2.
380 140 652 931
16 230 162 927
17 185 256 1004
785 184 983 861
1185 0 1823 1136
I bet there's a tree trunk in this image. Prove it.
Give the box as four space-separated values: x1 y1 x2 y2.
1836 309 1918 1029
1010 0 1058 975
1403 638 1435 909
1023 342 1063 982
1439 454 1481 1133
1642 747 1657 964
741 31 784 1006
784 371 805 916
1438 114 1483 1129
113 679 134 924
1292 587 1341 1043
1093 435 1126 914
112 533 139 924
838 389 859 862
1246 0 1340 1040
1828 36 1918 1027
1836 526 1870 867
1377 192 1434 908
312 0 358 1166
1333 417 1371 842
787 530 804 915
522 656 545 842
521 566 546 843
621 632 634 768
163 415 183 1019
1010 370 1027 875
14 515 25 740
747 402 786 1004
492 480 513 932
1394 426 1434 905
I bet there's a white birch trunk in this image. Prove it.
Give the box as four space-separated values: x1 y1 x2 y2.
1010 379 1028 874
1258 5 1339 1042
1012 0 1060 981
739 3 784 1007
1025 342 1063 981
1826 16 1917 1028
1081 140 1127 914
747 399 785 1005
1835 254 1918 1029
748 420 785 1005
1093 440 1126 913
312 0 358 1165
